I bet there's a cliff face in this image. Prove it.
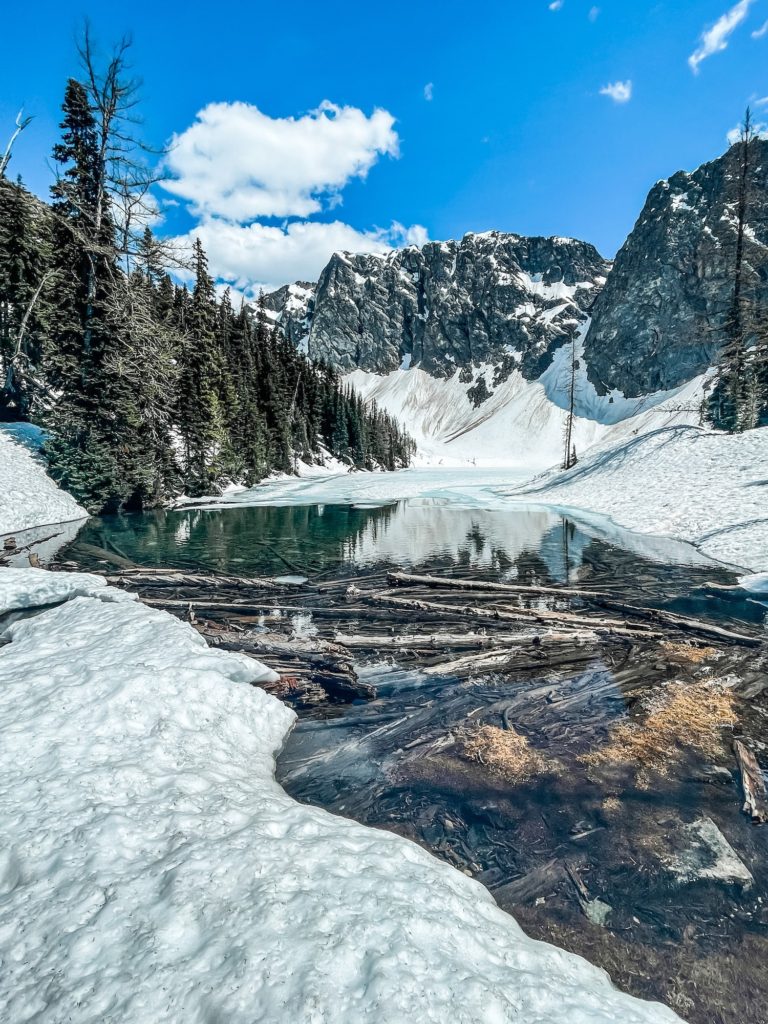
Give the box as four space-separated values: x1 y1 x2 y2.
583 139 768 396
266 141 768 401
268 232 609 381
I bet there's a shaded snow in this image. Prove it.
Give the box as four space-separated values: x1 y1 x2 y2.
0 426 87 536
0 569 683 1024
739 572 768 593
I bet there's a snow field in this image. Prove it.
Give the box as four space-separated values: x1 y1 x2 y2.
0 568 683 1023
511 424 768 572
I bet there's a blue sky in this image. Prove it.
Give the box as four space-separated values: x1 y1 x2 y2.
1 0 767 293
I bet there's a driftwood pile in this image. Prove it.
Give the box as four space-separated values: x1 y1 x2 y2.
85 562 764 710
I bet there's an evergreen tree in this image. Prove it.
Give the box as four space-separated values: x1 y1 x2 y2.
0 36 416 513
707 109 764 433
44 77 125 511
0 178 52 418
176 239 227 495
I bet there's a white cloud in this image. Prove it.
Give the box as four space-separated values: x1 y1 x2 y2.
175 218 429 295
752 17 768 36
588 6 600 21
688 0 755 74
754 95 768 106
161 100 399 220
599 80 632 103
726 118 768 144
548 1 564 10
424 82 434 101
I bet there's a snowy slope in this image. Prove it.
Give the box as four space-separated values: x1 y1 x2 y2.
0 568 683 1024
346 359 704 470
0 425 87 535
508 424 768 572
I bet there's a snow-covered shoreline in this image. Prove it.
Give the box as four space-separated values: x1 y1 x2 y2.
508 424 768 572
0 567 683 1023
0 426 87 536
181 417 768 574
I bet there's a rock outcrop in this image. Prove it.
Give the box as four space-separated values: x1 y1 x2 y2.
583 139 768 396
268 233 609 381
265 141 768 401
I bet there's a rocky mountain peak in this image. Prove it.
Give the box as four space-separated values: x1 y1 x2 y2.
265 141 768 404
267 231 610 382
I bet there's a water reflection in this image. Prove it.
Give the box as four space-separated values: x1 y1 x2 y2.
65 498 719 581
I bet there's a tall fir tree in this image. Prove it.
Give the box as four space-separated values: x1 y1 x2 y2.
176 239 228 495
44 78 126 511
0 178 52 418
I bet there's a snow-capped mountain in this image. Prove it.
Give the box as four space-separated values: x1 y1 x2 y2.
269 232 609 380
264 142 767 465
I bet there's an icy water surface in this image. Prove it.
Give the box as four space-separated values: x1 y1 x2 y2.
64 497 768 1024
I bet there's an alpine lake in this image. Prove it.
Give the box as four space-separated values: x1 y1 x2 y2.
58 492 768 1024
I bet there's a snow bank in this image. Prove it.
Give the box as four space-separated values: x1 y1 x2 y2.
0 569 682 1024
0 426 87 535
0 565 129 614
510 424 768 572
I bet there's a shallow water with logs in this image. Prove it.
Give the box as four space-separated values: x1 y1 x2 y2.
61 497 768 1024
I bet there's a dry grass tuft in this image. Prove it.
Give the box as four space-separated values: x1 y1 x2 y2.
601 796 622 815
582 682 736 781
659 641 720 665
459 724 553 782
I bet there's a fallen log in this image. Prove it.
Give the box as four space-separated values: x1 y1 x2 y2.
588 597 762 648
108 568 282 590
208 632 349 662
71 541 135 569
140 596 531 628
491 859 566 905
365 593 664 640
332 630 596 652
421 645 598 678
734 739 768 824
208 634 374 701
313 670 376 701
387 570 605 599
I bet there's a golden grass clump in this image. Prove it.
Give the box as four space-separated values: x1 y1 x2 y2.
601 796 622 815
659 641 719 665
582 682 735 780
459 724 552 782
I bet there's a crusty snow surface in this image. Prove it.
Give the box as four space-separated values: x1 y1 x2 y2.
0 568 683 1024
509 424 768 572
0 426 86 535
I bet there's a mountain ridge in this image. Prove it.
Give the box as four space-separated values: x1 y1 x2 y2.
266 140 768 407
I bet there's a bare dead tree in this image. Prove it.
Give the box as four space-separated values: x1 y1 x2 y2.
0 109 33 179
562 330 579 470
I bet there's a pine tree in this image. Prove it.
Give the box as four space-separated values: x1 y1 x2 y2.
708 109 762 433
176 239 227 494
44 78 125 511
0 178 52 418
0 38 417 512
